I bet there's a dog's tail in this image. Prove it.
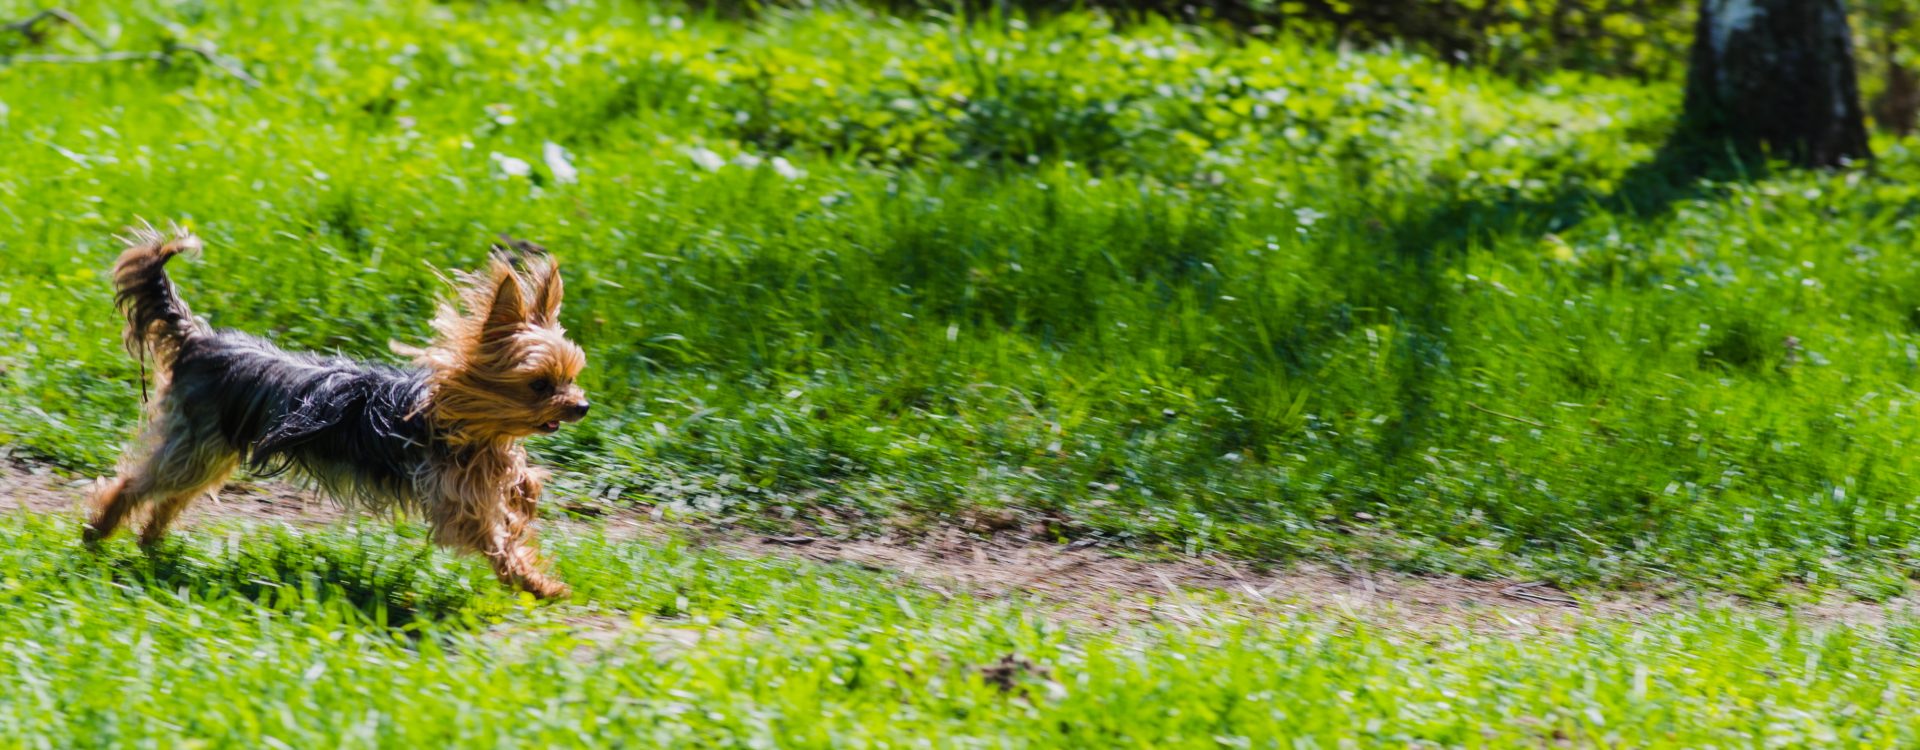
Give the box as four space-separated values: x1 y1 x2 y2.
112 222 205 371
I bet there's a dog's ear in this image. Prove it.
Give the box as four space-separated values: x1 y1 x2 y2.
529 259 564 326
492 234 547 258
482 270 527 343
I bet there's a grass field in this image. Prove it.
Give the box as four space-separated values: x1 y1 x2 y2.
5 0 1917 595
11 0 1920 744
0 511 1917 748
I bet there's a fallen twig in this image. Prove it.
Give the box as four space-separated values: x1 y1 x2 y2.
803 554 888 574
1464 401 1549 429
3 8 112 50
1500 581 1580 607
1464 401 1599 437
173 40 261 88
1 45 261 89
143 12 262 88
4 51 162 64
1 10 265 91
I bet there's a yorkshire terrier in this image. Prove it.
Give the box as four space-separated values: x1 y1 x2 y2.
84 223 589 599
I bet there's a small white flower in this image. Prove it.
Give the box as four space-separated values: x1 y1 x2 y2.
731 152 764 168
542 142 578 184
490 152 531 178
686 146 726 172
485 103 516 127
770 156 805 181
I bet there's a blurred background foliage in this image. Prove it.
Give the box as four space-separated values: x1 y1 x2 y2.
731 0 1915 134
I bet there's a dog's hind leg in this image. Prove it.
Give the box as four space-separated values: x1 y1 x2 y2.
138 454 238 547
87 406 238 546
84 475 138 544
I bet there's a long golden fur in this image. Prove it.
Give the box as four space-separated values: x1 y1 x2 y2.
86 223 589 599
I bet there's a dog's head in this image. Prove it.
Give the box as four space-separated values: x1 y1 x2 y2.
400 237 589 443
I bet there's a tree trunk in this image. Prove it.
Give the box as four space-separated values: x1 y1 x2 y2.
1873 59 1919 136
1682 0 1872 167
1869 7 1918 137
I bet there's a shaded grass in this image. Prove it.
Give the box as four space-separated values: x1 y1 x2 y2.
3 0 1920 596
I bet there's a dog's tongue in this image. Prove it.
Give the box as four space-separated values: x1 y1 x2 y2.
542 421 560 432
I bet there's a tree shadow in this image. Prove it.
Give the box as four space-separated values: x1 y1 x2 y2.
1366 136 1764 462
88 529 494 629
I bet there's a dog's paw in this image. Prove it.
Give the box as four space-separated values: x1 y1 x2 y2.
521 576 572 601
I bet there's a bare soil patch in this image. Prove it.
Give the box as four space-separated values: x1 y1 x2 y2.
2 455 344 527
5 457 1910 634
697 530 1670 634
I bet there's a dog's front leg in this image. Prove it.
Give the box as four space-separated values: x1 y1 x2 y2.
430 468 569 600
483 532 569 600
488 468 568 599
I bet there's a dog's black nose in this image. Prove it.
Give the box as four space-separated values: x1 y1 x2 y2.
570 401 591 418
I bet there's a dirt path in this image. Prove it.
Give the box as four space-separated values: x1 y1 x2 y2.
4 457 1907 634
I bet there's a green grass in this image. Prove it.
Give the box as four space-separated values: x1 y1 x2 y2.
0 511 1917 747
5 0 1920 597
17 2 1920 742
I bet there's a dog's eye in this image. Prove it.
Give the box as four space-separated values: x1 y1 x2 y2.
530 378 553 395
